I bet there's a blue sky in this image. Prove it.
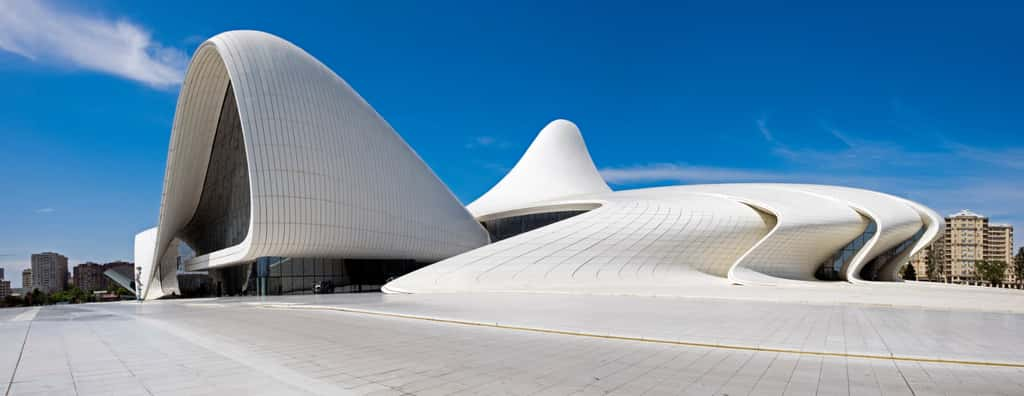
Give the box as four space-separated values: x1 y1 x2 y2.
1 1 1021 286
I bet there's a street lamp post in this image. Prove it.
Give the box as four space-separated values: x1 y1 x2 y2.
135 267 142 302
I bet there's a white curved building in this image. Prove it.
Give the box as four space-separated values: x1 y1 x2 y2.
136 31 488 299
382 120 944 295
138 30 942 300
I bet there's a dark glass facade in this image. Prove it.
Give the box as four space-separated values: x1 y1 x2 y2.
181 83 251 256
211 257 426 296
481 210 589 242
858 226 927 281
815 221 928 281
816 221 876 281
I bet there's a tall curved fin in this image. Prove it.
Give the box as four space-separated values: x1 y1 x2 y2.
143 30 489 299
875 199 945 281
467 119 611 218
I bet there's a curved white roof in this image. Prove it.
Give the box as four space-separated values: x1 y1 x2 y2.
138 31 488 299
467 119 610 218
679 184 868 284
385 121 944 295
385 190 773 294
136 30 945 300
789 185 930 282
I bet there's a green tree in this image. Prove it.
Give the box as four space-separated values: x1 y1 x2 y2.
28 289 47 306
974 260 988 285
1 295 23 308
52 287 91 304
110 286 131 296
1014 247 1024 289
924 251 936 280
925 246 943 282
975 260 1008 286
50 290 68 303
902 263 917 280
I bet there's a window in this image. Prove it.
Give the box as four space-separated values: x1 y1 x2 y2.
240 256 424 296
815 220 876 281
180 83 251 256
481 210 590 242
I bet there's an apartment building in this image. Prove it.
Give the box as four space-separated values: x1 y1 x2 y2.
31 252 69 294
910 210 1015 285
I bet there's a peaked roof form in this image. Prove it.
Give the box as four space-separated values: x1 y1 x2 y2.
135 30 949 300
467 119 611 218
138 30 488 299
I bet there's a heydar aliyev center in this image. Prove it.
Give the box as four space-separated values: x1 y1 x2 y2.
136 30 942 300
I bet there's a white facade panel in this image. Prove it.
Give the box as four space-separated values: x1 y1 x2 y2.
878 199 944 281
141 31 488 299
384 191 774 294
386 121 943 295
135 227 181 300
678 184 868 283
790 185 927 282
467 119 611 218
138 29 945 300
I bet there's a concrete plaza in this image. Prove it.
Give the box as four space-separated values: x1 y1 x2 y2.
1 282 1023 395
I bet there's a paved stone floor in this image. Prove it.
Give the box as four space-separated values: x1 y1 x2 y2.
1 290 1023 395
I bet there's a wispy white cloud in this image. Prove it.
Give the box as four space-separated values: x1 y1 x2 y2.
474 136 497 146
465 136 512 150
598 162 1023 232
825 126 855 148
481 161 510 174
756 117 774 142
945 143 1024 170
181 34 207 46
34 207 55 214
754 119 917 170
907 182 1024 216
601 163 786 184
770 125 949 171
772 127 1024 175
605 119 1024 248
0 1 187 87
599 162 920 190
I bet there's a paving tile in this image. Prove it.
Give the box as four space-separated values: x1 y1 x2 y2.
1 295 1022 396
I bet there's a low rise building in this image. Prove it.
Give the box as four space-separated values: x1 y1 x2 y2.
73 262 107 292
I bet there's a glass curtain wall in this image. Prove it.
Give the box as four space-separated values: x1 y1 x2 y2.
180 82 251 255
858 226 927 281
481 210 589 242
816 221 877 280
243 257 426 296
816 221 929 281
261 257 347 295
